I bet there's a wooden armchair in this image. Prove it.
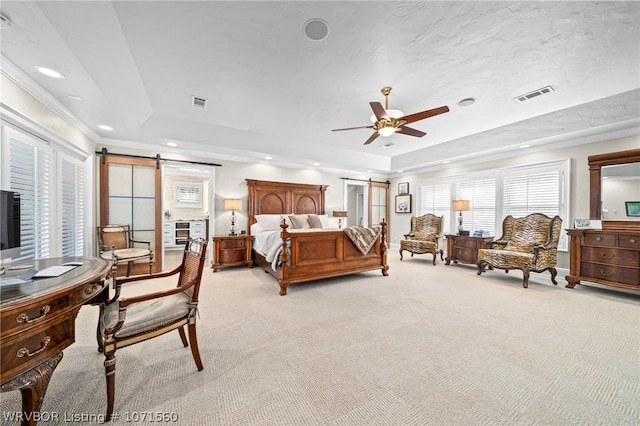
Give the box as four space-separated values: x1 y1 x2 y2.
98 238 207 421
399 213 444 265
476 213 562 288
97 224 154 277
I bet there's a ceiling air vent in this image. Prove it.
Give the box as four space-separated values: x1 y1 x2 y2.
514 86 555 103
192 96 207 109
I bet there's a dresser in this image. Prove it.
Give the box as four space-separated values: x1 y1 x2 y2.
566 227 640 291
211 235 253 271
445 234 494 265
1 256 111 425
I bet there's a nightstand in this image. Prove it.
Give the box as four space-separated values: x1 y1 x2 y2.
211 235 253 272
445 234 493 266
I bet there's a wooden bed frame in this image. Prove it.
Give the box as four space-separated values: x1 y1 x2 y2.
246 179 388 295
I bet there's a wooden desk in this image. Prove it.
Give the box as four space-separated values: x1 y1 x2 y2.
0 256 111 426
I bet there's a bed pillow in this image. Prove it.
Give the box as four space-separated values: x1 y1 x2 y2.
280 214 292 228
289 214 310 229
255 214 283 231
250 222 262 235
318 214 331 228
307 214 323 229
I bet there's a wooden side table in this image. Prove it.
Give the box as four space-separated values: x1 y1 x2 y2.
445 234 494 265
211 235 253 271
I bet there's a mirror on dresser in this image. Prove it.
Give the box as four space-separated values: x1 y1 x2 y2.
566 148 640 291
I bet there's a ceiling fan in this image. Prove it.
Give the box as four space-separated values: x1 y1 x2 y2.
332 86 450 145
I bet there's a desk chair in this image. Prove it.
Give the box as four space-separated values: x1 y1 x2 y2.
98 238 207 421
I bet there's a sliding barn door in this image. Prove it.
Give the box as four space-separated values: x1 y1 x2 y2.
99 155 162 274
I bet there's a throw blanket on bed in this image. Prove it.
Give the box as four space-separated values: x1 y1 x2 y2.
343 226 381 255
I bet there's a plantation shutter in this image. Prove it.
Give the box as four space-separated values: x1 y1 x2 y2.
60 155 85 256
6 127 51 261
454 176 497 236
503 168 561 218
419 182 452 233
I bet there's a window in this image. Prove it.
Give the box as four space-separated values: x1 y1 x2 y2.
2 125 52 261
175 182 203 208
418 159 569 250
1 123 88 261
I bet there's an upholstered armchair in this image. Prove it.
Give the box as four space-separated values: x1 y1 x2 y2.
97 224 154 277
476 213 563 288
399 213 444 265
98 238 207 421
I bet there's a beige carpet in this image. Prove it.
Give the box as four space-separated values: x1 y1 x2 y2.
1 255 639 425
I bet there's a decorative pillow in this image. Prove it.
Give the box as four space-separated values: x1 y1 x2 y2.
307 214 323 229
289 214 310 229
255 214 283 231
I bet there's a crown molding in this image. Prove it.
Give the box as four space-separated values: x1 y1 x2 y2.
0 54 101 142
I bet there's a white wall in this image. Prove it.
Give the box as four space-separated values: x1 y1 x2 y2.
387 134 640 269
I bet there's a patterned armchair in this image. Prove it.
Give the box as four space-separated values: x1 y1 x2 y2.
399 214 444 265
476 213 563 288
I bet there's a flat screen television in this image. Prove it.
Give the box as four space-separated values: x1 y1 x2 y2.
626 201 640 217
0 190 21 260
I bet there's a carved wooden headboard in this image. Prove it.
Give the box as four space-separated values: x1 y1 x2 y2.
246 179 328 228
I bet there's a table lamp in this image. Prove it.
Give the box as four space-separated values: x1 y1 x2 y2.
224 198 242 235
333 210 348 229
451 200 470 236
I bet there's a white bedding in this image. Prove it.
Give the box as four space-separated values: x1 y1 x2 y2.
252 228 337 270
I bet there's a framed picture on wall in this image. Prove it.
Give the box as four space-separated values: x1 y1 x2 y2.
395 194 412 213
398 182 409 194
626 201 640 217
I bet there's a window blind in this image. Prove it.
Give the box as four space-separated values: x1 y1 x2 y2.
454 176 497 236
60 155 85 256
419 182 451 233
7 129 51 261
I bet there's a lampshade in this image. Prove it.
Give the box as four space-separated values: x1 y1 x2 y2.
224 198 242 211
332 210 348 218
377 126 397 137
451 200 470 211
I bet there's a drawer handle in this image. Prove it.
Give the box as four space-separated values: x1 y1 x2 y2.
595 237 602 241
85 282 103 296
630 239 637 244
600 253 615 259
599 269 616 278
16 305 51 324
458 250 467 255
17 336 51 358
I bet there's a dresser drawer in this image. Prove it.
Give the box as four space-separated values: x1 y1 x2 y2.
453 238 478 249
220 238 246 249
220 248 246 263
581 262 640 286
453 247 477 263
584 233 616 247
581 247 640 267
619 235 640 249
0 315 74 384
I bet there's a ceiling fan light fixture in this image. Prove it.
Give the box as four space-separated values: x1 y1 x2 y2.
370 109 403 123
378 126 396 137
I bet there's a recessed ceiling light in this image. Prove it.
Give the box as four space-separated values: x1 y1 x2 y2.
366 170 373 173
312 162 320 166
34 66 65 79
397 170 404 173
458 98 476 107
442 160 450 164
68 95 82 101
97 125 113 131
303 19 329 41
520 144 530 149
166 142 177 147
264 156 272 160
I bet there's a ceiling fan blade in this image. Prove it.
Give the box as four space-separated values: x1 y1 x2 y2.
369 102 390 121
397 126 426 138
363 132 380 145
400 105 449 125
332 125 374 132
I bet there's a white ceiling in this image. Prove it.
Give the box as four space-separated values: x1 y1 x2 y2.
1 1 639 176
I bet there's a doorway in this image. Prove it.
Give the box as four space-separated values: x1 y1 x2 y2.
343 180 368 227
162 164 215 270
